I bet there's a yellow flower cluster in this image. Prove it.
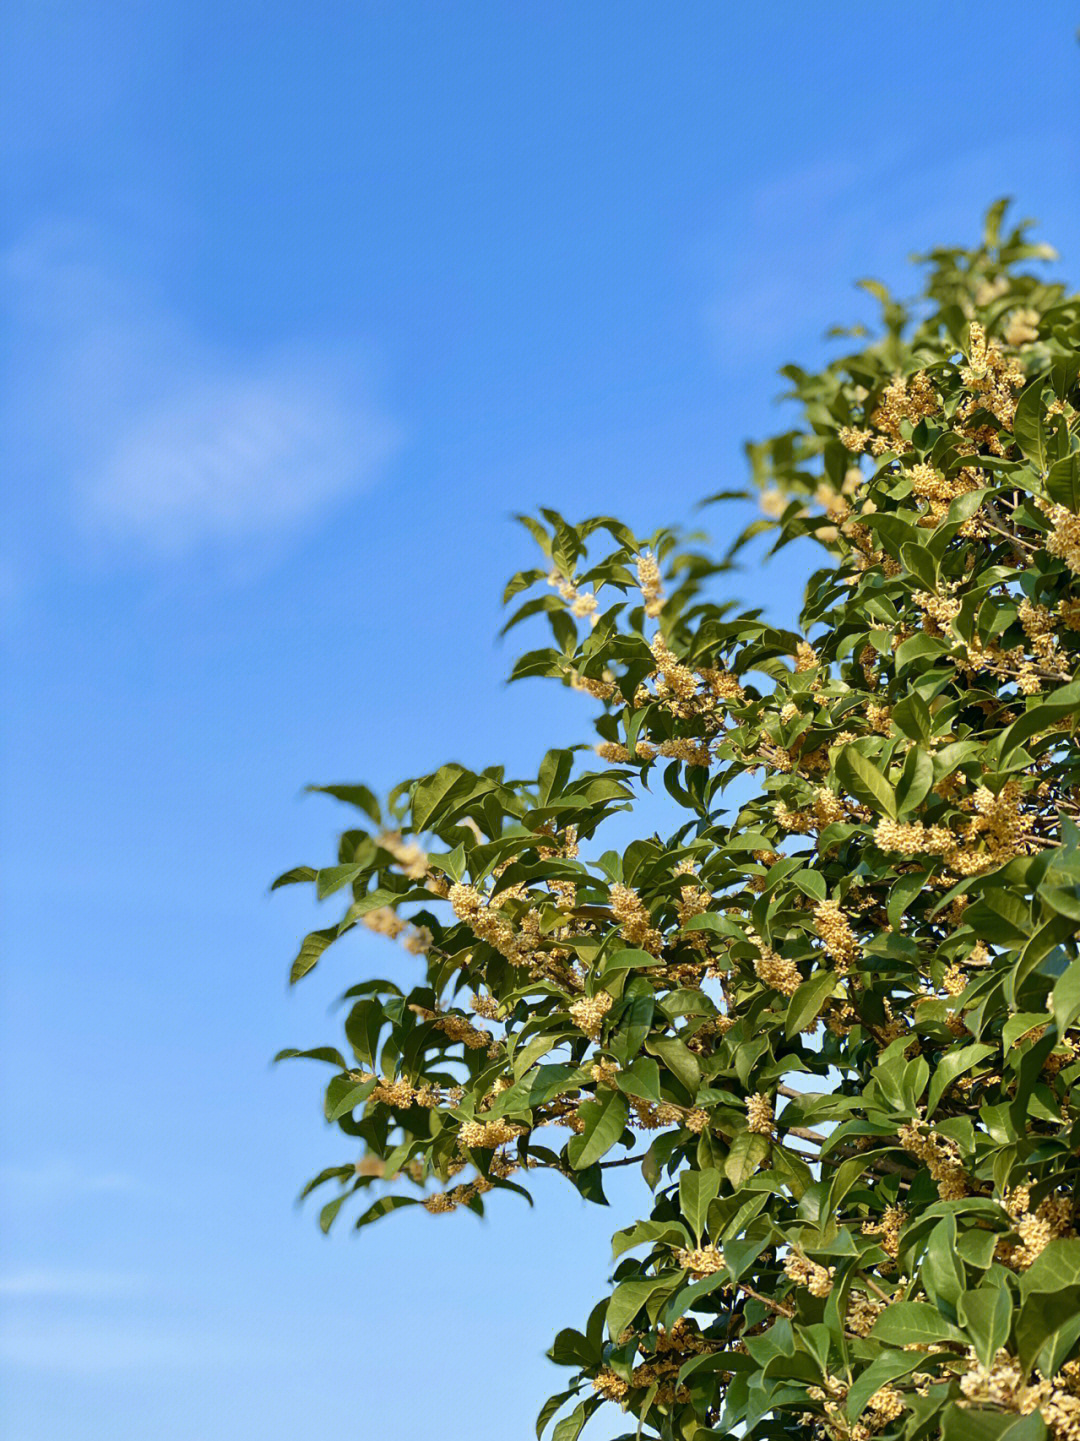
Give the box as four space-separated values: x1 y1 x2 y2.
568 991 613 1039
794 640 819 671
865 1386 905 1424
866 702 892 735
657 737 712 766
783 1251 835 1297
628 1098 684 1130
352 1070 461 1111
996 1184 1074 1270
422 1175 495 1214
812 787 848 825
592 1368 630 1402
753 945 802 997
897 1120 969 1200
636 552 665 618
746 1092 773 1134
650 633 700 711
869 371 940 455
1018 598 1059 668
861 1203 906 1258
845 1291 885 1337
610 882 664 955
971 780 1028 858
698 665 746 704
873 819 955 856
958 321 1025 431
596 739 652 764
377 830 429 880
457 1117 527 1149
432 1013 493 1050
448 881 540 964
1004 307 1041 346
839 425 873 452
1045 503 1080 577
675 1244 725 1278
590 1059 620 1086
361 906 434 955
907 461 981 527
813 899 859 971
547 568 600 624
568 668 617 701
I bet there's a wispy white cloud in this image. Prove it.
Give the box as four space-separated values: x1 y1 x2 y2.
703 134 1059 370
3 222 400 562
0 1319 276 1375
0 1269 146 1299
1 1161 138 1196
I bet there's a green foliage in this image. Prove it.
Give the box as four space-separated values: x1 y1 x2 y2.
276 204 1080 1440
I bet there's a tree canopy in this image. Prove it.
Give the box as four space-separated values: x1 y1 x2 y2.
276 203 1080 1441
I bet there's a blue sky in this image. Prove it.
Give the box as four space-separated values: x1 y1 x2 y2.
1 4 1078 1439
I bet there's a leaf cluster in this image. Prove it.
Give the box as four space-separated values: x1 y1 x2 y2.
276 204 1080 1441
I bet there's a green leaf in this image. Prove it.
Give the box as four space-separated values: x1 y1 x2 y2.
1053 958 1080 1035
353 1194 420 1232
1020 1238 1080 1296
845 1352 931 1422
966 889 1032 947
895 747 935 815
870 1301 965 1347
411 764 469 834
1012 375 1047 471
921 1215 965 1308
547 1328 601 1367
900 541 938 591
274 1045 347 1067
536 1390 579 1441
1046 453 1080 512
724 1131 770 1187
490 1063 587 1118
888 870 928 929
942 1406 1046 1441
289 926 339 984
614 1057 661 1103
645 1036 701 1094
679 1168 721 1243
998 680 1080 765
319 1192 351 1233
270 865 318 890
315 864 366 899
927 1043 996 1117
892 693 933 745
326 1076 377 1122
1015 1287 1080 1371
607 1276 677 1341
786 971 837 1038
958 1285 1012 1369
894 633 947 674
601 947 667 974
567 1089 629 1170
550 1400 589 1441
834 745 897 818
305 783 381 822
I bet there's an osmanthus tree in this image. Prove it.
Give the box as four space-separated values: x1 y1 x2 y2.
276 204 1080 1441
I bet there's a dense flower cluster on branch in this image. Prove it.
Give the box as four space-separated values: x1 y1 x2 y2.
277 204 1080 1440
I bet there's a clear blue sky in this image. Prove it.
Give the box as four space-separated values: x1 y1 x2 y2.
1 4 1077 1439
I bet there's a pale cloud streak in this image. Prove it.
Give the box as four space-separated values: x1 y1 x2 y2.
0 1319 276 1375
0 1270 146 1298
1 1161 137 1196
3 223 401 562
703 135 1058 371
